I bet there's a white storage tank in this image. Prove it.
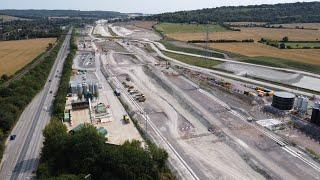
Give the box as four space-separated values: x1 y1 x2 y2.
300 97 308 114
77 83 83 96
82 83 89 94
70 83 77 94
93 83 99 97
295 96 303 109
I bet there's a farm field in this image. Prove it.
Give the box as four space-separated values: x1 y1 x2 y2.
0 14 29 22
166 27 320 41
272 23 320 30
284 42 320 48
155 23 228 34
205 42 320 65
0 38 56 76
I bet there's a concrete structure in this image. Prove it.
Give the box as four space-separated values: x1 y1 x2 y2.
272 91 295 110
256 119 285 131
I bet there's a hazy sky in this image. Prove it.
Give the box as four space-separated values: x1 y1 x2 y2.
0 0 316 14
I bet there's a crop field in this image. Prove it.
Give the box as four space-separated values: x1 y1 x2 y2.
155 23 228 34
272 23 320 30
166 27 320 41
0 38 56 76
205 43 320 65
284 42 320 48
0 14 29 22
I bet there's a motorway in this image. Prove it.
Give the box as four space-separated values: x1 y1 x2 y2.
0 28 72 180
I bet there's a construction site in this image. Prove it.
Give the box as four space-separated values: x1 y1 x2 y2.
60 21 320 179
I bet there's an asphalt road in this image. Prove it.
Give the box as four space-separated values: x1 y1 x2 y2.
0 28 72 180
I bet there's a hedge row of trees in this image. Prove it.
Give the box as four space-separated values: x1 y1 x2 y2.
1 18 94 41
140 2 320 24
188 39 254 43
52 33 77 119
0 37 63 159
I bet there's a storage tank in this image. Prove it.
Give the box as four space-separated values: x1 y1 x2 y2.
93 83 99 97
300 98 308 114
89 83 94 93
82 83 89 94
295 96 303 109
77 83 83 96
311 108 320 124
272 91 295 110
70 83 77 94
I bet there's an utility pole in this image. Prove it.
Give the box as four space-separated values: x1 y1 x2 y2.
0 18 3 41
204 21 210 60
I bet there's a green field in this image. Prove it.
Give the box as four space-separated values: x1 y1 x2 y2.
163 51 221 69
155 23 228 34
284 42 320 48
160 40 225 58
241 56 320 74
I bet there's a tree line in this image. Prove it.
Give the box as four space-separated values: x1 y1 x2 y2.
1 18 94 41
139 2 320 24
0 10 126 19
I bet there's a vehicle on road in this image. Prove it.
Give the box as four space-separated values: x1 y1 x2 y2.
49 90 53 94
10 135 16 141
49 79 51 82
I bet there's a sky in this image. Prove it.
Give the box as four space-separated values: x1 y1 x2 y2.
0 0 317 14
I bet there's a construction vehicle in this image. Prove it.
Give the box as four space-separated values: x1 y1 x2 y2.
128 86 134 90
114 89 121 96
123 115 130 124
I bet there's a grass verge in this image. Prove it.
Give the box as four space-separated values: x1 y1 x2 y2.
160 40 225 58
163 51 222 69
240 56 320 74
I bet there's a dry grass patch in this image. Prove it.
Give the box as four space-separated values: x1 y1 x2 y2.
205 42 320 65
167 27 320 41
0 38 56 76
133 21 157 30
0 15 29 22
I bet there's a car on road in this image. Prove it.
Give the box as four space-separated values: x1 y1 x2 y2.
10 135 16 141
49 90 53 94
49 79 51 82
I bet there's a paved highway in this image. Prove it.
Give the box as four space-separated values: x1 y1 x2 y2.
0 28 72 180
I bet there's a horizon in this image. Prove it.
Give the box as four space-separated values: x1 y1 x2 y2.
0 0 317 14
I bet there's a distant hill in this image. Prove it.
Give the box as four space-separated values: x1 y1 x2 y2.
143 2 320 24
0 9 127 19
